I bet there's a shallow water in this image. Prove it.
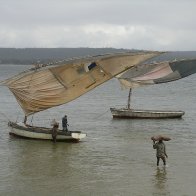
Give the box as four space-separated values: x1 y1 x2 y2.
0 57 196 196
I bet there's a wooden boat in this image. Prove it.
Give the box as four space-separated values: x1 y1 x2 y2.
110 107 185 119
8 121 87 141
110 89 185 119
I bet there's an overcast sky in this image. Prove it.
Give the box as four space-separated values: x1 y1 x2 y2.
0 0 196 50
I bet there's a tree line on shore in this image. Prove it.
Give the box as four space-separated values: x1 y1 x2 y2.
0 48 130 64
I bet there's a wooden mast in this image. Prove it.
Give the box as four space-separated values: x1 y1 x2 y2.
127 88 132 110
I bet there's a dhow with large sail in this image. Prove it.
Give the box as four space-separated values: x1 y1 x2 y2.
0 51 161 141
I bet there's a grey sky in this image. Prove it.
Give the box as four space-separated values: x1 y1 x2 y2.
0 0 196 50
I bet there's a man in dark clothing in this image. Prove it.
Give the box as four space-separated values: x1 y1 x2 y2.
62 115 68 132
52 122 59 143
153 140 168 166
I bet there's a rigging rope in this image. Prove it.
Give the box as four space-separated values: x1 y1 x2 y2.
0 112 10 121
30 115 34 126
93 109 110 119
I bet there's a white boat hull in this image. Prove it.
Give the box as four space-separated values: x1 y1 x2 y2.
8 121 86 141
110 108 185 119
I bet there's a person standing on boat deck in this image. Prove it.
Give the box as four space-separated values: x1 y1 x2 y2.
153 140 168 166
62 115 68 132
52 122 59 143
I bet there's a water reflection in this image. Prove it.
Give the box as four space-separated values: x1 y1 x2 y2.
155 167 167 188
153 167 170 195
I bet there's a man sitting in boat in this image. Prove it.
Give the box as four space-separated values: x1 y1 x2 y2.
62 115 69 132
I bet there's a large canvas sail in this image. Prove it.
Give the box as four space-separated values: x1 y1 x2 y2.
117 59 196 89
1 51 160 115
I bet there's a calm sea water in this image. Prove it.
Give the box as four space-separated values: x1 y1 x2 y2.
0 53 196 196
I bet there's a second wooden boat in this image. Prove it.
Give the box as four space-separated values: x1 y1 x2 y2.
110 107 185 119
110 88 185 119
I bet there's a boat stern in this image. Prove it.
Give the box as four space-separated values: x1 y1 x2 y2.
71 132 87 140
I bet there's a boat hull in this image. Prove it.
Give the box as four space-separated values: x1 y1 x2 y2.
110 108 185 119
8 121 86 141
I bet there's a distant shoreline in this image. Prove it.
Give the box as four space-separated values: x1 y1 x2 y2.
0 48 196 65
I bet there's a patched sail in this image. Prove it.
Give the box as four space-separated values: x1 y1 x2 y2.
117 59 196 89
2 51 160 115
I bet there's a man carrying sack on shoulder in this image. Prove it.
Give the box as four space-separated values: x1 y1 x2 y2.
153 140 168 166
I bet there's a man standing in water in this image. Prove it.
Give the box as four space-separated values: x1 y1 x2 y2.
153 140 168 166
51 121 59 143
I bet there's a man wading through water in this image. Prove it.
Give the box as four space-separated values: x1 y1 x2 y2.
51 120 59 143
153 140 168 166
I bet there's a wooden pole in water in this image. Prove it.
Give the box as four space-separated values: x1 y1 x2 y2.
127 88 132 109
23 115 27 125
